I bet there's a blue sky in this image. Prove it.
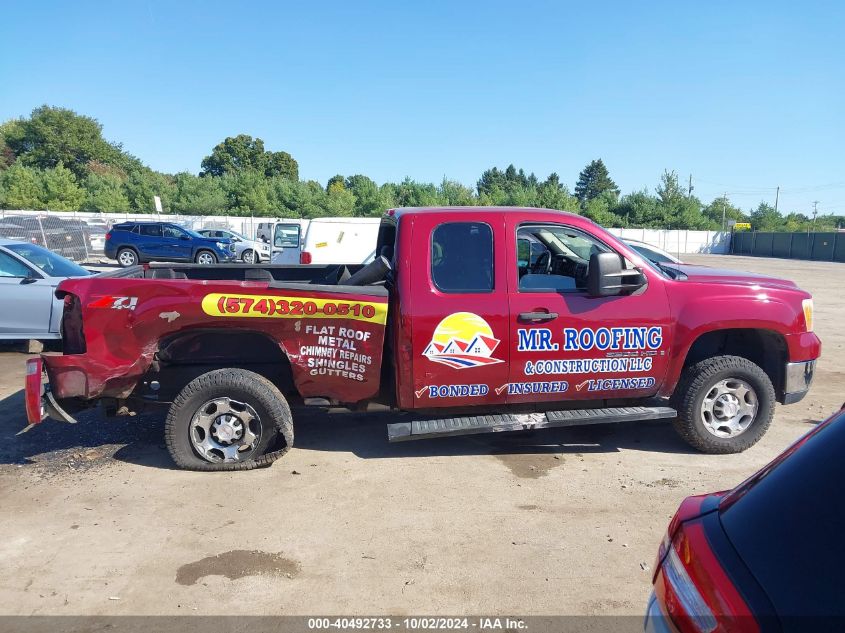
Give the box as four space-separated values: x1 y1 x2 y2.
1 0 843 215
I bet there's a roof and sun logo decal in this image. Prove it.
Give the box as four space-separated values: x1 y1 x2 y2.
423 312 503 369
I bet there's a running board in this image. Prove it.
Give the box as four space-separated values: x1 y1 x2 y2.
386 406 677 442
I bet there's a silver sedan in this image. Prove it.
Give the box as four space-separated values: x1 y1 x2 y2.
197 229 271 264
0 239 90 340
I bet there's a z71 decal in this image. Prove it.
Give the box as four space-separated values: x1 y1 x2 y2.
201 293 388 325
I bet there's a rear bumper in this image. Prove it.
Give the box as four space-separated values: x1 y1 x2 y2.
24 358 79 425
781 359 816 405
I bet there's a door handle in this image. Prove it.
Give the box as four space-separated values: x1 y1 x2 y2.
519 311 558 322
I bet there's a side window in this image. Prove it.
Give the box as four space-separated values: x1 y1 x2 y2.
163 225 186 239
0 251 34 278
431 222 493 293
139 224 162 237
274 224 300 248
517 224 610 292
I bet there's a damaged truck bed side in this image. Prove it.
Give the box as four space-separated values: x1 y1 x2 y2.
26 207 821 471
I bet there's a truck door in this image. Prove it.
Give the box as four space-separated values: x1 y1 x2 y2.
410 214 510 408
505 218 672 405
272 222 303 264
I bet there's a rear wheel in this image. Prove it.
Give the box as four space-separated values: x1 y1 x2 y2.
195 250 217 265
165 368 294 471
242 249 256 264
672 355 775 454
117 248 138 267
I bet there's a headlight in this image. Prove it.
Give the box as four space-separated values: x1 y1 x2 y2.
802 298 814 332
216 242 226 249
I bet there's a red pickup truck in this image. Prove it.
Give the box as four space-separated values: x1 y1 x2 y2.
25 207 820 471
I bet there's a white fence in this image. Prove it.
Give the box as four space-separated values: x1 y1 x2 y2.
0 209 731 262
606 228 731 255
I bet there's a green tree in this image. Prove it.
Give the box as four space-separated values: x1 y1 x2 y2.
574 159 619 206
750 202 784 231
537 173 578 211
345 175 386 216
703 196 747 228
6 106 134 180
0 163 45 209
582 191 622 226
171 172 227 214
41 162 84 210
83 172 131 212
438 178 475 206
124 169 175 212
222 170 273 214
200 134 298 180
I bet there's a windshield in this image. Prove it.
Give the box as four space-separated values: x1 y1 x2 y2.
6 243 90 277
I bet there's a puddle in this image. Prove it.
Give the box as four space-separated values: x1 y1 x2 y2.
493 453 564 479
176 550 300 586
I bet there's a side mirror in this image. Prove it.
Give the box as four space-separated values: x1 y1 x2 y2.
180 235 191 241
20 273 39 285
587 252 645 297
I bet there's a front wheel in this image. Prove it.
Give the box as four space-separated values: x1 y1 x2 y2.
242 249 256 264
165 368 294 471
195 250 217 265
672 355 775 454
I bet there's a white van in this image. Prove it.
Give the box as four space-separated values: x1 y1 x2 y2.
257 219 310 265
269 217 380 265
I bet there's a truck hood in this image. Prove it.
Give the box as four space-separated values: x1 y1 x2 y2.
665 264 799 289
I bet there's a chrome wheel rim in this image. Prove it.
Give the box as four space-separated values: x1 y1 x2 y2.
189 397 262 463
197 252 215 265
242 250 255 264
700 378 758 438
118 250 136 266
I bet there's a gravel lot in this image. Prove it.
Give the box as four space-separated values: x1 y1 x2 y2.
0 254 841 617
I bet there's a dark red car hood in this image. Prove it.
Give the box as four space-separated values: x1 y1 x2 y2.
665 264 799 289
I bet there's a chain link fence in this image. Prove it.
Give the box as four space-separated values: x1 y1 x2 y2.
0 210 267 262
0 209 736 264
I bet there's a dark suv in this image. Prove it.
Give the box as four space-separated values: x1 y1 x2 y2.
105 222 236 267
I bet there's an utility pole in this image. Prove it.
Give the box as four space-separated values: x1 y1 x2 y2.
688 174 693 198
811 201 819 233
721 192 727 231
774 186 779 214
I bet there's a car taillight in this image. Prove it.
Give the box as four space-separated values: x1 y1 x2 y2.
300 251 312 264
25 358 44 425
654 520 757 633
105 232 111 241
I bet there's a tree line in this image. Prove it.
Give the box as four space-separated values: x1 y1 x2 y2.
1 106 841 232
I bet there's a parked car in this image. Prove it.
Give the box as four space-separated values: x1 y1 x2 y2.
624 239 683 264
27 207 819 471
197 228 271 264
646 404 845 632
105 221 236 267
0 239 90 340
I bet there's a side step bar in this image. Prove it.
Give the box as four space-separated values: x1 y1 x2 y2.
387 406 677 442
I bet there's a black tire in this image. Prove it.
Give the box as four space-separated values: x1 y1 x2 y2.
195 249 217 264
241 249 256 264
672 355 775 454
165 368 293 471
116 247 138 267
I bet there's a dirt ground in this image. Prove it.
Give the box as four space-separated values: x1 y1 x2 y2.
0 254 841 617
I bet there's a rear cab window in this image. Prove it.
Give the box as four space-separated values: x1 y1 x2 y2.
431 222 494 293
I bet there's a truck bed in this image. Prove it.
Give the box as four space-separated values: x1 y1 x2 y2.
46 261 391 406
